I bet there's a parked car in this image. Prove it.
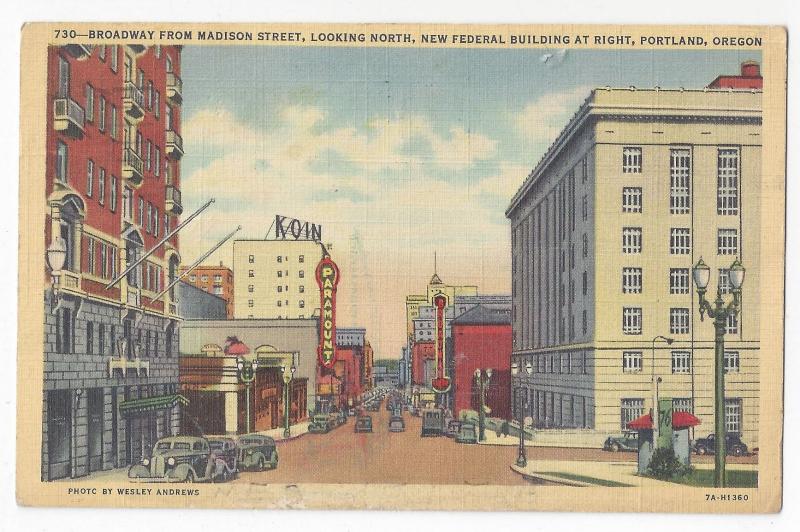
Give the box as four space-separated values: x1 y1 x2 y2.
455 422 479 444
445 420 462 438
237 434 278 471
308 413 337 433
603 432 639 452
693 433 749 456
388 416 405 432
207 437 239 480
354 415 373 433
421 408 444 437
336 410 348 426
367 402 381 412
128 436 220 483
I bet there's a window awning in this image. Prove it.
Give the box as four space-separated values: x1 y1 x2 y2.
627 411 701 430
119 394 188 415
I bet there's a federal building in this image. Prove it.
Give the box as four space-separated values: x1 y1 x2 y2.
506 63 762 447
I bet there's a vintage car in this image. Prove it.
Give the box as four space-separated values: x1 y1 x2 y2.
308 413 338 433
455 422 479 444
693 433 749 456
237 434 278 471
207 437 239 480
445 420 462 438
421 408 444 437
388 415 405 433
128 436 221 483
354 415 373 433
367 402 381 412
603 432 639 452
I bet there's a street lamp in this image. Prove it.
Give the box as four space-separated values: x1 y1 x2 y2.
651 335 674 446
46 235 68 305
281 356 297 438
236 357 259 434
693 257 745 488
474 368 492 441
511 360 534 467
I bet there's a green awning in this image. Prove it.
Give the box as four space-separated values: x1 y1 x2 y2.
119 394 188 415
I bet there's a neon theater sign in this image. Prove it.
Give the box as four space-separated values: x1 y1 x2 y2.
316 256 340 369
430 293 451 394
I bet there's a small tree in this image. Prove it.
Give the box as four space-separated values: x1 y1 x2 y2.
647 446 688 480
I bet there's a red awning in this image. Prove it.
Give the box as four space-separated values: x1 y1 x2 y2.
626 411 702 430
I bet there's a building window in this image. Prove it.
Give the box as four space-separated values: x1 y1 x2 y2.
86 321 94 355
248 284 254 293
122 186 133 221
581 156 588 182
672 398 693 413
86 159 94 197
299 270 305 278
717 148 739 215
110 45 118 72
718 269 731 294
248 300 254 308
582 195 588 221
85 84 94 122
201 275 208 282
98 45 106 61
299 300 305 308
55 308 74 354
670 268 690 294
110 176 117 212
277 301 282 307
98 96 106 132
299 255 305 263
147 80 153 110
55 141 68 183
582 310 587 334
248 270 254 278
146 140 152 171
214 275 222 282
146 203 153 233
670 308 690 334
671 350 691 374
622 267 642 294
277 286 283 293
724 351 740 373
620 398 644 430
277 270 283 278
99 243 107 278
213 286 222 295
98 168 105 205
622 147 642 174
248 255 255 263
57 54 70 97
154 148 160 177
726 313 739 335
718 229 738 255
623 351 642 373
189 275 196 282
622 187 642 213
299 285 305 293
725 398 742 434
277 256 282 263
110 105 117 139
670 228 691 254
669 148 691 214
98 323 105 355
622 227 642 254
582 271 588 296
154 91 160 119
582 233 589 257
86 238 95 275
622 307 642 335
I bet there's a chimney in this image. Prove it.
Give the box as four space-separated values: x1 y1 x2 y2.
741 61 760 78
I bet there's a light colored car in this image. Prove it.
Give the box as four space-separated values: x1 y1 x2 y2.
128 436 220 483
207 437 239 481
455 423 478 444
388 416 405 433
237 434 278 471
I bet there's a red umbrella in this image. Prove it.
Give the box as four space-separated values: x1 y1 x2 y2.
223 336 250 356
626 411 702 430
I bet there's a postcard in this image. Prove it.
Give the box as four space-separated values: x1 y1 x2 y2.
16 22 786 512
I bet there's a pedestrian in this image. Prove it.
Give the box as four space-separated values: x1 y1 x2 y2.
501 420 510 438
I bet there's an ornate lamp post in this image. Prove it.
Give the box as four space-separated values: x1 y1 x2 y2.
511 360 533 467
692 257 745 488
281 357 297 438
46 235 68 305
236 357 258 434
473 368 492 441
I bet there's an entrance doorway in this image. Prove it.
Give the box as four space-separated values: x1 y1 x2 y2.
47 389 71 480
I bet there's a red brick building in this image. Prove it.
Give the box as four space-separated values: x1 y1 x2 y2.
181 262 235 318
43 44 185 480
707 60 763 89
451 305 512 420
411 341 435 387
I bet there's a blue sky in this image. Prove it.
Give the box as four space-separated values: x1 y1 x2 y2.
178 46 760 358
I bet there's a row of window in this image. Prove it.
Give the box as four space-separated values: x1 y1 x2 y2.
188 273 231 283
622 267 735 294
622 306 738 335
248 254 306 263
246 269 306 278
621 397 742 433
621 227 738 255
84 236 118 280
622 349 740 374
246 284 306 294
246 299 306 308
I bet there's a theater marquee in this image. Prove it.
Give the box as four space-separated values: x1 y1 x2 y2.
316 256 340 369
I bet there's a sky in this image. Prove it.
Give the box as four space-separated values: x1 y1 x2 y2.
178 46 760 360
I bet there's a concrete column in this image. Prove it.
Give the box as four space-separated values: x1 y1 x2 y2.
225 391 239 435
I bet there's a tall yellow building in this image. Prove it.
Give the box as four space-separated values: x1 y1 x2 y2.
506 81 761 446
232 239 324 319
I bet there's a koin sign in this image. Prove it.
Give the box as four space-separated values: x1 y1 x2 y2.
316 256 340 369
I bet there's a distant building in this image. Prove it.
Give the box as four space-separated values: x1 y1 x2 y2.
707 60 763 90
506 74 761 445
317 328 374 411
180 262 234 318
451 305 512 419
177 281 227 319
233 239 323 319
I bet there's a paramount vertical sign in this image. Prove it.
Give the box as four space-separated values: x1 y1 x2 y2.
316 256 340 369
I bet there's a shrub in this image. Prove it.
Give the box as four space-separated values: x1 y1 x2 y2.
647 446 689 480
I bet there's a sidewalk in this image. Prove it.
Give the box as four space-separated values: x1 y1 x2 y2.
510 460 759 487
477 429 605 448
258 421 310 443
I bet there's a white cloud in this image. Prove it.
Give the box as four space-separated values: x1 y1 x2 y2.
514 85 594 145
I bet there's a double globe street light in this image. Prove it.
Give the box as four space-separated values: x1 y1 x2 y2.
692 257 745 488
237 357 259 434
281 360 297 438
474 368 493 441
510 360 533 467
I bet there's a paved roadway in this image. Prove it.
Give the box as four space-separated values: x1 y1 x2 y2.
237 405 530 486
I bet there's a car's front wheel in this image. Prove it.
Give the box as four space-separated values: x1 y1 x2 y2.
185 470 195 483
696 446 707 455
610 443 621 452
732 446 745 457
270 451 279 469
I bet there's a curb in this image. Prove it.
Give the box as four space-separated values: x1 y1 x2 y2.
509 465 591 487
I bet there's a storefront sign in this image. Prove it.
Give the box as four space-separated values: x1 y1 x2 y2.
316 256 340 369
431 293 451 393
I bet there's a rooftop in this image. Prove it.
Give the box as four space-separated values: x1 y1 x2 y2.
452 304 512 326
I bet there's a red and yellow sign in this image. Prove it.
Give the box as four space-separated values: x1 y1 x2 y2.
316 256 340 369
431 293 451 393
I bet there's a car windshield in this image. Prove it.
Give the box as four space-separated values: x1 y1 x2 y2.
208 441 225 450
239 438 262 445
172 442 191 451
155 442 172 452
462 426 476 435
